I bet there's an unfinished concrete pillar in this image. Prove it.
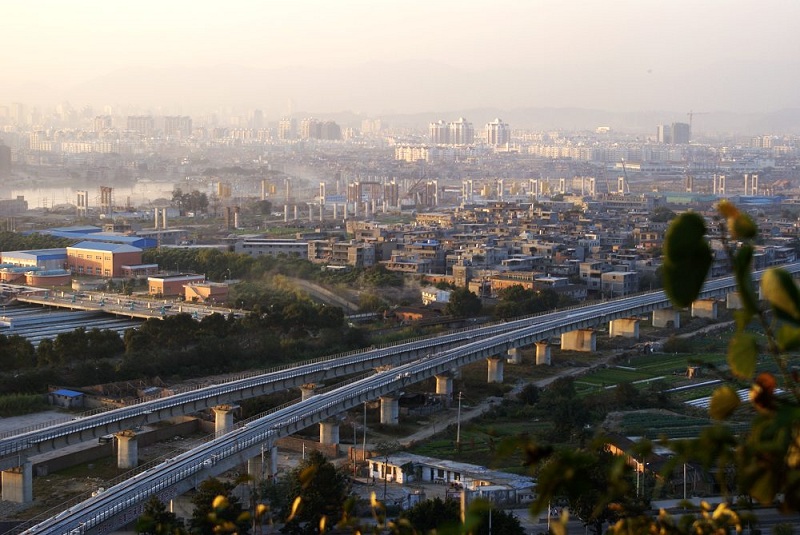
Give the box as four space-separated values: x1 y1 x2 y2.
435 374 453 397
320 421 340 446
380 396 399 425
691 299 718 319
116 430 138 469
487 356 504 383
726 292 743 310
269 445 279 477
652 309 681 328
506 347 522 364
300 384 317 401
248 455 265 482
560 329 597 352
535 341 551 365
1 462 32 504
609 318 640 339
213 404 236 435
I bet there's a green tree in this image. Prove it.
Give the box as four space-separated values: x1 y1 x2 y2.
136 495 186 535
445 288 482 318
189 478 249 535
272 450 351 535
470 506 526 535
399 497 460 533
650 206 677 223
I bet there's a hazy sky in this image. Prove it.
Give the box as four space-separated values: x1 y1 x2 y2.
3 0 800 115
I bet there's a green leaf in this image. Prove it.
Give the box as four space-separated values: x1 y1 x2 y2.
731 212 758 239
662 213 712 308
750 469 778 505
728 332 758 379
777 325 800 351
733 309 754 331
733 245 759 317
761 268 800 323
709 386 741 420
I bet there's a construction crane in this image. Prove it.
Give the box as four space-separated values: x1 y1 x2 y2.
687 110 709 131
619 159 631 194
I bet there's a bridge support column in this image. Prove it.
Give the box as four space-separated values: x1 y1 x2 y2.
487 356 504 383
727 292 743 310
535 342 551 365
435 374 453 406
248 455 265 482
269 446 279 478
691 299 718 319
116 431 138 469
320 421 340 446
560 329 596 352
506 348 522 364
1 462 32 504
652 309 680 328
380 396 399 426
609 318 640 339
300 384 317 401
213 405 236 435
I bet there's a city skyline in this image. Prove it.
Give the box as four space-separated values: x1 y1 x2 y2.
2 0 800 117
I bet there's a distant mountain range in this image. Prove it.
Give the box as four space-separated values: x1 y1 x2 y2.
13 59 800 135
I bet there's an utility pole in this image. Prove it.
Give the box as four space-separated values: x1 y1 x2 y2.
361 402 367 470
456 392 463 448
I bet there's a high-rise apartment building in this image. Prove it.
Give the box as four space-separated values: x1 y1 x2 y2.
486 118 510 147
449 117 474 146
10 103 24 125
251 109 264 130
164 116 193 138
126 116 154 135
656 122 691 144
671 122 691 144
93 115 112 132
429 120 449 144
0 142 11 178
656 124 671 144
278 117 297 140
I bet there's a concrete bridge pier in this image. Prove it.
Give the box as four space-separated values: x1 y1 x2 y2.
727 292 743 309
609 318 640 339
380 396 399 425
300 384 318 401
320 420 340 446
487 356 504 383
213 404 237 435
506 347 522 364
535 341 551 365
692 299 718 319
116 430 138 469
1 461 32 504
248 445 280 481
560 329 596 352
435 374 453 406
652 309 680 328
248 455 265 482
269 445 279 477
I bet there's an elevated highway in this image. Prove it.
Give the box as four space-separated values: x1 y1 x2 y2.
10 263 800 533
3 263 783 470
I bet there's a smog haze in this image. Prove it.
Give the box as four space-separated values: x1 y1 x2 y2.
3 0 799 119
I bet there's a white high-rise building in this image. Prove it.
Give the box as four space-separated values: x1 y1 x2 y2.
449 117 474 146
486 118 510 147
